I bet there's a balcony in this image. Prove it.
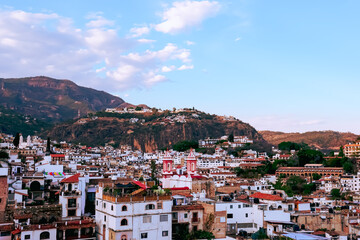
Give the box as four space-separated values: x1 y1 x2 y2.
62 190 81 196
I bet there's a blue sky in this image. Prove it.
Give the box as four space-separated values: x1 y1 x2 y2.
1 1 359 133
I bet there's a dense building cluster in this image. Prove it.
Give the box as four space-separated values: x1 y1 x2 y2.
0 133 360 240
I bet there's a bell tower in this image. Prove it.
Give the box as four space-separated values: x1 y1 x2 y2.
186 149 197 175
162 151 173 178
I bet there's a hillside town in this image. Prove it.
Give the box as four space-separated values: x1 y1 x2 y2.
0 133 360 240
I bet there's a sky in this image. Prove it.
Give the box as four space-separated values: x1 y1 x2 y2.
1 0 360 134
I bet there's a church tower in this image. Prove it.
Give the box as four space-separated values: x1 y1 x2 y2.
186 149 197 175
162 151 173 178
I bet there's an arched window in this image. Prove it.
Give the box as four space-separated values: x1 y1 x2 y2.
121 219 128 226
122 205 127 211
145 204 155 210
40 231 50 239
121 235 127 240
167 163 170 171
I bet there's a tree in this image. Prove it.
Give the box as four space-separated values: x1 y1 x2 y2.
190 230 214 240
312 173 321 180
0 151 9 159
331 189 341 200
278 141 308 151
228 133 234 142
173 140 198 152
297 149 323 166
135 106 142 111
252 228 268 239
339 146 344 157
13 133 20 148
46 137 51 154
150 160 158 184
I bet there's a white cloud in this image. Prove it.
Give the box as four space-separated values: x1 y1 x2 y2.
162 65 176 72
137 38 156 44
235 37 242 41
129 26 150 38
178 64 194 70
0 9 193 91
185 40 195 45
155 1 221 34
86 15 114 28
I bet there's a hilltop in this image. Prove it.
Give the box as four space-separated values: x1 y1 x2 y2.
260 130 359 150
0 76 125 122
47 110 269 152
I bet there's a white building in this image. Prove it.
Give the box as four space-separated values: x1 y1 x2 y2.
95 182 172 240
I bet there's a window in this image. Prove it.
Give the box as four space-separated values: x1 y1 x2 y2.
103 203 106 208
227 214 233 218
40 231 50 239
25 235 31 239
230 205 233 209
220 217 226 222
68 210 76 217
172 212 178 220
122 205 127 211
104 215 106 221
141 233 148 239
245 213 248 218
160 215 168 222
121 235 127 240
157 202 163 209
184 213 188 218
121 219 128 226
145 204 155 210
238 204 241 208
162 231 169 237
111 205 113 211
68 198 76 208
96 200 98 206
143 216 152 223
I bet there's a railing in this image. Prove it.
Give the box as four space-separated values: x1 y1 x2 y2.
102 194 171 203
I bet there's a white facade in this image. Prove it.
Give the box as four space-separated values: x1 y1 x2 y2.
96 186 172 240
215 201 263 234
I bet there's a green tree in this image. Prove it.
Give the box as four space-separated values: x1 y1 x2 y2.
13 133 20 148
135 106 142 111
190 230 214 240
331 189 341 200
252 228 268 239
286 176 307 194
0 151 9 159
46 137 51 154
297 149 323 166
173 140 198 152
151 160 158 184
339 146 344 157
278 141 308 151
228 133 234 142
312 173 321 180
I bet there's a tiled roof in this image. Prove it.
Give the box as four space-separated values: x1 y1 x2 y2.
60 173 80 183
132 180 147 189
249 192 283 201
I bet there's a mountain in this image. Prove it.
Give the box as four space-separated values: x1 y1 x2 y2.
260 130 359 150
0 76 125 122
0 106 51 136
47 110 270 152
